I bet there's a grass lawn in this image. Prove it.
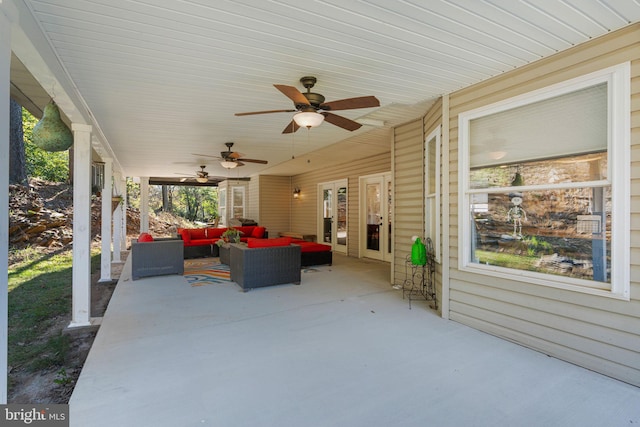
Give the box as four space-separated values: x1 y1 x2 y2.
8 248 100 373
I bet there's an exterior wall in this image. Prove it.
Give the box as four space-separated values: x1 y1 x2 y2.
255 175 291 237
247 176 260 222
291 151 391 257
392 101 443 313
445 23 640 386
392 119 424 281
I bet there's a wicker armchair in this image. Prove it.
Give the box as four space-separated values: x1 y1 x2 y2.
131 238 184 280
229 243 301 291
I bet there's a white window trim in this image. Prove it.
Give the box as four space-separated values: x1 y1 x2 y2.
458 62 630 300
425 125 441 263
218 188 227 226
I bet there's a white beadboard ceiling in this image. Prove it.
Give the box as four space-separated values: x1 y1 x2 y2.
9 0 640 181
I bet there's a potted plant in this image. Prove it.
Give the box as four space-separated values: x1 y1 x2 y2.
216 228 242 247
111 195 123 213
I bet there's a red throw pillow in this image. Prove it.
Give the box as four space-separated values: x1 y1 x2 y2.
179 228 191 243
251 226 266 238
190 228 207 240
138 232 154 242
247 237 291 248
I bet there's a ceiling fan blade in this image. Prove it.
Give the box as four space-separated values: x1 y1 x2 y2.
282 120 301 134
322 112 363 131
238 158 268 164
226 151 244 159
274 84 310 106
320 96 380 111
235 109 296 116
191 153 220 160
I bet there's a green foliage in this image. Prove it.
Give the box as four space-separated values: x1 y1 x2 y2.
525 236 554 257
475 250 539 272
127 181 219 223
54 367 72 386
23 108 69 182
8 249 99 372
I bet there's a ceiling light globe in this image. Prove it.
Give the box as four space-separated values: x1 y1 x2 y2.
293 111 324 128
221 160 238 169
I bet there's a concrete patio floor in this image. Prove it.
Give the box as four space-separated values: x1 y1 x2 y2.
70 253 640 427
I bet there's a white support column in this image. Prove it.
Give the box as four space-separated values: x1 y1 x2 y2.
99 158 113 282
121 176 128 249
112 171 123 262
69 124 93 328
0 0 17 405
139 177 149 233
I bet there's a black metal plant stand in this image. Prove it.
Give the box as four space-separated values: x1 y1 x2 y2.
402 237 437 310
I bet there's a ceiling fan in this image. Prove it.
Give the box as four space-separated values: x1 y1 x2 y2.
175 165 213 183
194 142 268 169
235 76 380 134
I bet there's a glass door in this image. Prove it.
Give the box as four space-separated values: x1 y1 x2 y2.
318 180 348 254
361 173 392 261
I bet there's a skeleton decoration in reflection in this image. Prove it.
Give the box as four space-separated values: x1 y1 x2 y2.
507 193 527 239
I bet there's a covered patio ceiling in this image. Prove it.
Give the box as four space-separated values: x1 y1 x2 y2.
9 1 640 183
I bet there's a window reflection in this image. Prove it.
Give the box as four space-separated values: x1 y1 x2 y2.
470 151 611 283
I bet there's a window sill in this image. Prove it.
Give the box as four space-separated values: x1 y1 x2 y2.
459 263 630 301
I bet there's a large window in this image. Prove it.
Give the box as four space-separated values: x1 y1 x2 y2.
459 63 630 299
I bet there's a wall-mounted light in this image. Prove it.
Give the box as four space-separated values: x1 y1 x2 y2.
293 187 301 198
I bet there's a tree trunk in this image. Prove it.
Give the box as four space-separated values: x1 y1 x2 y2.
161 185 173 212
9 99 28 185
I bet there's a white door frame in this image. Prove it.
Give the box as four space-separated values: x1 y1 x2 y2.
359 172 392 261
317 179 348 254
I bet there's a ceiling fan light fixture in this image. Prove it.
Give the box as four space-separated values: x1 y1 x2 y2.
293 111 324 128
220 160 238 169
196 176 209 183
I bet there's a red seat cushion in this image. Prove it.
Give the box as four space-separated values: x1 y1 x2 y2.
251 226 266 238
138 232 154 242
294 242 331 252
247 237 291 248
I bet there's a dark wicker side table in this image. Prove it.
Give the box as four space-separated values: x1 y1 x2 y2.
219 244 230 265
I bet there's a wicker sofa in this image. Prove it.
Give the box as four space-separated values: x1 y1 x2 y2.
229 241 301 291
178 226 267 259
131 237 184 280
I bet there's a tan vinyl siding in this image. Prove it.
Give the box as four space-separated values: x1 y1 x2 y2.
290 150 391 257
446 23 640 386
393 119 423 284
246 177 259 222
255 175 291 238
391 101 445 309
